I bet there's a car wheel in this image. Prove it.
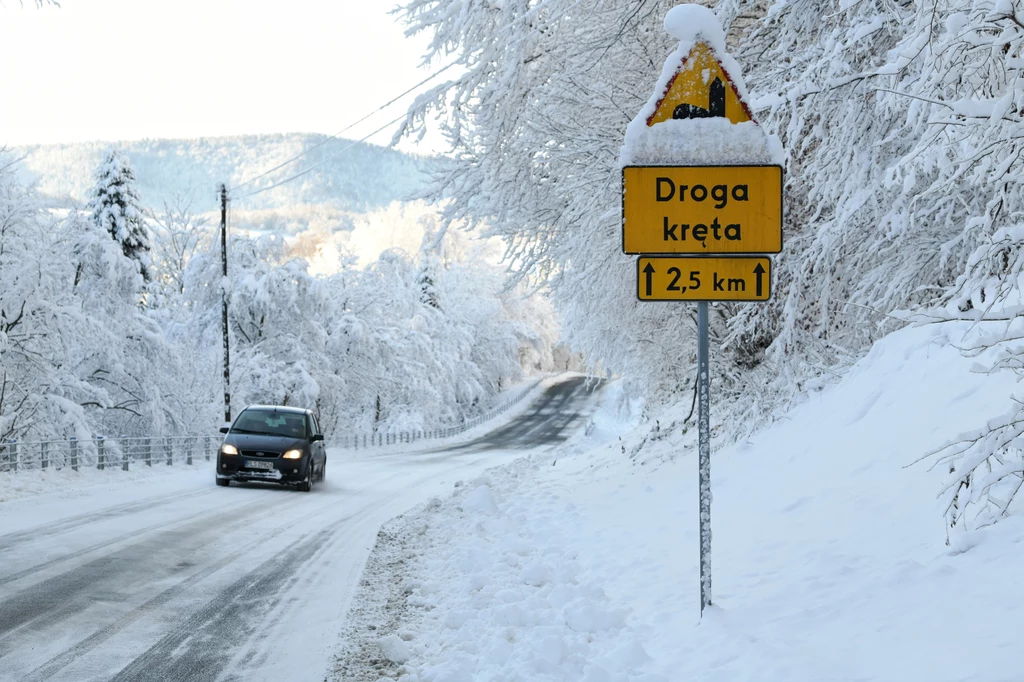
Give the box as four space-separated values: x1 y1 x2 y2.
297 468 312 492
319 462 326 483
216 478 229 487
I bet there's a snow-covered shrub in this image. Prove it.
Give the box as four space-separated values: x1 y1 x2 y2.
931 404 1024 540
881 0 1024 532
927 322 1024 537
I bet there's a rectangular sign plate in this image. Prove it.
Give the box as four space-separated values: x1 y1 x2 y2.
245 460 275 470
637 256 771 302
623 165 782 255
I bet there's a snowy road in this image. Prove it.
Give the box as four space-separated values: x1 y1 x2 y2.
0 375 600 682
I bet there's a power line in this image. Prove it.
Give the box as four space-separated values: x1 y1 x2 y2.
234 112 409 200
228 62 457 195
230 0 591 201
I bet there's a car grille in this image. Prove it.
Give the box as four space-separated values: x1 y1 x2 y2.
241 450 279 458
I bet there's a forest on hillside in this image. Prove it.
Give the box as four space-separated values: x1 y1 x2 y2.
14 133 431 214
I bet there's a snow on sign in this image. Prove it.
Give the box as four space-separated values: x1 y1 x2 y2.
637 256 770 302
622 165 782 255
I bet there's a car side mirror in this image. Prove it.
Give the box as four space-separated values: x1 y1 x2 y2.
311 433 325 442
219 426 230 434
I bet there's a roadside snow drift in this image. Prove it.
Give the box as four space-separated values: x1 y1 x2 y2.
347 321 1024 682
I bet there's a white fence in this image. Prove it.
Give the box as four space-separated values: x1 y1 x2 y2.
0 435 216 474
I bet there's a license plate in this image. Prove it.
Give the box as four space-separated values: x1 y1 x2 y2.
245 460 275 470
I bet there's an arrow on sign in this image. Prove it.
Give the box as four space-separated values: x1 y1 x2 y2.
753 263 765 297
643 262 656 297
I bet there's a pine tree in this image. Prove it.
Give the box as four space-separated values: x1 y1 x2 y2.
87 150 151 280
417 233 443 310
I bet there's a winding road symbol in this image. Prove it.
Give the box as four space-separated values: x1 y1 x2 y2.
673 78 725 120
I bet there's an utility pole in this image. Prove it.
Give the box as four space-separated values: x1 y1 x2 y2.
220 184 231 424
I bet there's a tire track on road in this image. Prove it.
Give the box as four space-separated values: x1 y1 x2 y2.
0 488 210 551
10 465 426 682
448 376 601 452
0 488 279 588
106 459 522 682
0 491 296 653
16 503 359 682
108 526 339 682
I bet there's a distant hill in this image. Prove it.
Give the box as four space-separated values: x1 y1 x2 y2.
13 133 433 214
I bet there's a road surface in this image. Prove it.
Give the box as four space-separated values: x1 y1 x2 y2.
0 375 600 682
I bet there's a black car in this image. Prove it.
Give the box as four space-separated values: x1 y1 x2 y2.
215 405 327 491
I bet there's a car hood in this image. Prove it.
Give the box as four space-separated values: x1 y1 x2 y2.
223 433 306 453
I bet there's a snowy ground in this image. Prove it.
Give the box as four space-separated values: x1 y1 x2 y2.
342 321 1024 682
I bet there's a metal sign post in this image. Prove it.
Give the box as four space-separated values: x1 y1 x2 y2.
697 300 712 612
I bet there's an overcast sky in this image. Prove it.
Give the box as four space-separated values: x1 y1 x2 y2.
0 0 443 151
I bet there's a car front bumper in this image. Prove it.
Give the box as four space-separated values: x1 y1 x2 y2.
217 456 310 484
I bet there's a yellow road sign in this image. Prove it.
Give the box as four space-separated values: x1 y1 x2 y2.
623 165 782 255
647 42 752 125
637 256 771 302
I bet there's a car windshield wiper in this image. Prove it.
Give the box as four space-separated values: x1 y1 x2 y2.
230 428 280 436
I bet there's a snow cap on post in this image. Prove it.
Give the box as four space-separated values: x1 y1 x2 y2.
664 4 727 49
621 4 779 167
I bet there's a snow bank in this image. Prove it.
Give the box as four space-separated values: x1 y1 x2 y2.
370 469 656 681
0 462 210 504
358 320 1024 681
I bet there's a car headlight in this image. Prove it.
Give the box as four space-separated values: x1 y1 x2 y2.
221 444 239 455
282 449 303 459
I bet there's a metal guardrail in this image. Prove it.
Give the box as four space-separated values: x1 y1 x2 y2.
337 374 548 448
0 435 216 474
338 377 544 450
0 378 547 471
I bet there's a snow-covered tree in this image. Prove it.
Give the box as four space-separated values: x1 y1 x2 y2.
86 150 152 281
147 193 212 296
730 0 1024 531
0 154 179 443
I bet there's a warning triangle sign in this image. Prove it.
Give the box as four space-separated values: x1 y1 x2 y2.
646 41 754 126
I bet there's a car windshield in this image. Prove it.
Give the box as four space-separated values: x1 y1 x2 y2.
231 410 306 438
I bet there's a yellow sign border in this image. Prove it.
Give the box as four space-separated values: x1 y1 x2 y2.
621 165 784 256
636 256 772 302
